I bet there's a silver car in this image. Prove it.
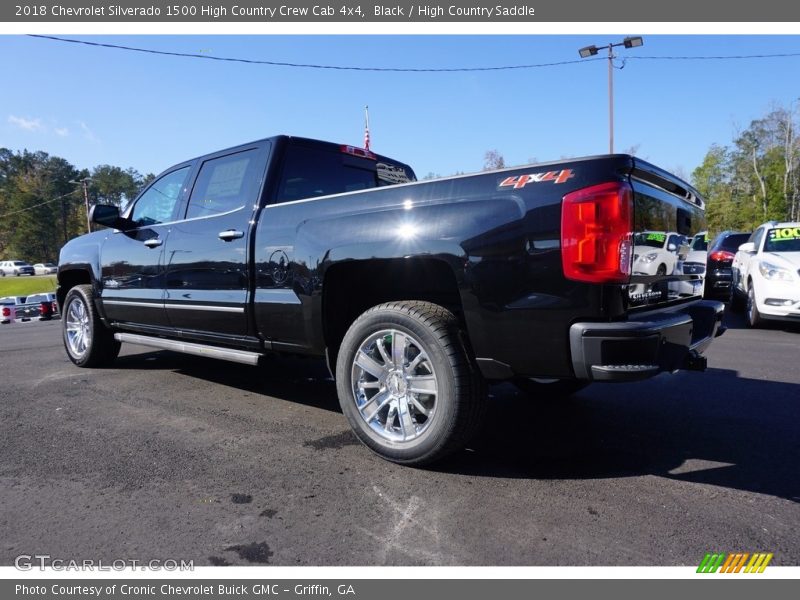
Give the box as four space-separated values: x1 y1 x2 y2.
33 262 58 275
0 260 35 276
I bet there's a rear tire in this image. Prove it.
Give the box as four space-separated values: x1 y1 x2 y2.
62 284 120 367
336 301 485 465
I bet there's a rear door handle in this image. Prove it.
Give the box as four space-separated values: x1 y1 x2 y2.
143 238 163 248
218 229 244 241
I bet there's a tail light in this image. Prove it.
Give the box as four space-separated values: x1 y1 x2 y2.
561 181 633 283
709 250 735 263
40 301 53 317
2 307 9 317
340 145 376 160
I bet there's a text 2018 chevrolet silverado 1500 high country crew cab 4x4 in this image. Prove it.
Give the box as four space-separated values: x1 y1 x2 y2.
57 135 725 465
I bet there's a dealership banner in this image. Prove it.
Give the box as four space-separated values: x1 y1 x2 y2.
3 0 800 22
3 579 799 599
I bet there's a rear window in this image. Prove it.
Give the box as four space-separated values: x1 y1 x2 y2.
719 233 751 252
276 144 414 204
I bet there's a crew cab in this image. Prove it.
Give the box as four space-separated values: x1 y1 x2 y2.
57 135 725 465
732 221 800 326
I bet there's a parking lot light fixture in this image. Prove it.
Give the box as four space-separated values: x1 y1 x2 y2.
578 37 644 154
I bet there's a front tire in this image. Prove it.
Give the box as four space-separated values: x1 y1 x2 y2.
62 284 120 367
746 283 763 328
336 301 485 465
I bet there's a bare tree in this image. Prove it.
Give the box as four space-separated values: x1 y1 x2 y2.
483 150 505 171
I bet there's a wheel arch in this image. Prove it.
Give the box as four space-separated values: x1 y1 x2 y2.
321 257 466 370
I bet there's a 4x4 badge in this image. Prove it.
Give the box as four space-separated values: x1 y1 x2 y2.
499 169 575 189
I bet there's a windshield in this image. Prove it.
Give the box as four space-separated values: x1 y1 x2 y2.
633 232 667 249
764 227 800 252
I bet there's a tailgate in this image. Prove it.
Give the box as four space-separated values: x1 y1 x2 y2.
626 159 706 311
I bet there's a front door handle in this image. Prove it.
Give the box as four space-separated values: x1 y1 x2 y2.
218 229 244 242
143 238 163 248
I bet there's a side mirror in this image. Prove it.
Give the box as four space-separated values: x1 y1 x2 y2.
90 204 123 229
738 242 756 253
667 243 677 252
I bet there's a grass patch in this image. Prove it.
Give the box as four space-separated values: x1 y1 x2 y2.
0 276 57 298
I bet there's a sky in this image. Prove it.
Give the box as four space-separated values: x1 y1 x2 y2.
1 34 800 180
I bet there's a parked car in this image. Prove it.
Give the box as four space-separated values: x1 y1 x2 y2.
630 231 689 301
25 292 59 320
33 263 58 275
0 297 16 324
0 295 38 322
0 260 35 276
632 231 687 277
732 222 800 326
704 231 752 301
673 231 708 297
57 135 724 465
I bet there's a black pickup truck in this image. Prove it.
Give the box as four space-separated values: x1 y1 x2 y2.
58 135 724 464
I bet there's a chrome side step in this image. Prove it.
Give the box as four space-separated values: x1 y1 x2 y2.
113 332 262 366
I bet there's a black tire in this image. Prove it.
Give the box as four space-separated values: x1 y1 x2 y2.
336 301 486 465
62 284 120 367
746 283 763 328
512 377 588 400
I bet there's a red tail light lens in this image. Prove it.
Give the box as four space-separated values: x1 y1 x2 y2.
709 250 735 263
40 301 52 316
561 181 633 284
2 307 9 317
340 145 376 160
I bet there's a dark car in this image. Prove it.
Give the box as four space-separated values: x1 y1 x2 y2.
704 231 752 301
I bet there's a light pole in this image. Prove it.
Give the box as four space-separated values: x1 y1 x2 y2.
69 177 92 233
578 36 643 154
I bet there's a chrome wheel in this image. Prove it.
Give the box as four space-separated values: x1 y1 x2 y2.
65 297 91 359
351 329 438 443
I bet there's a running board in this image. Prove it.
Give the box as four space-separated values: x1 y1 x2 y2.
113 333 262 366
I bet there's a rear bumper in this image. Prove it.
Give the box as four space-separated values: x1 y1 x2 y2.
704 268 734 299
570 300 725 382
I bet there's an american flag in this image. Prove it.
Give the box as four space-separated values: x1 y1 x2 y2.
364 105 371 151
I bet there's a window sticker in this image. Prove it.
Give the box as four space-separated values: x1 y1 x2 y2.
768 227 800 242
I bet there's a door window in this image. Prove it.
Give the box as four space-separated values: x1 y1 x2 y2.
130 166 191 227
185 149 259 220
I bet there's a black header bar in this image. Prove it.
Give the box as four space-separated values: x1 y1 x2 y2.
3 0 800 22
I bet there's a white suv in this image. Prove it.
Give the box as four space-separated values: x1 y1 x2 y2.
732 222 800 327
632 231 687 277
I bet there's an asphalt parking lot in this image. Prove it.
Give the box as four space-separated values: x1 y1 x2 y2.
1 312 798 566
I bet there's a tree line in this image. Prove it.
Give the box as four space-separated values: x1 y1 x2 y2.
692 103 799 235
0 148 153 263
